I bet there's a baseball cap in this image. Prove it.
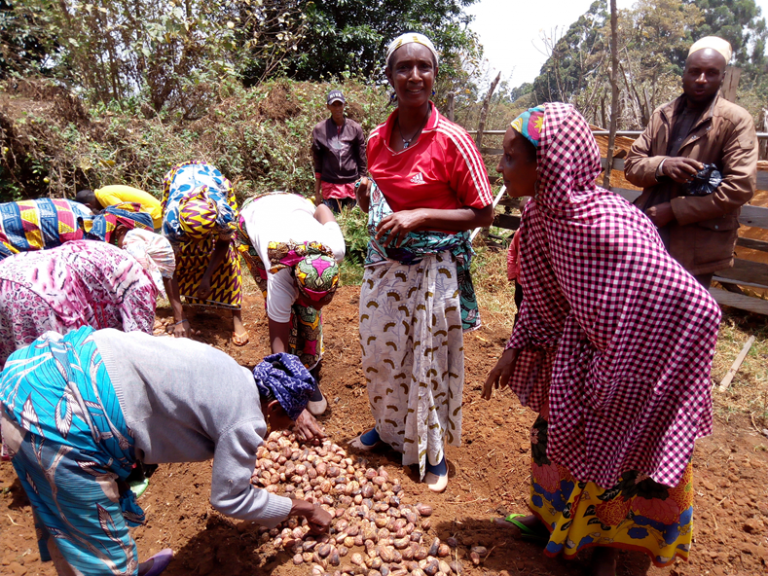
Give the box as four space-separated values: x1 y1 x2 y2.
327 90 346 105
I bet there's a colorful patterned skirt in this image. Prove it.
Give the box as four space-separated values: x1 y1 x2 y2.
0 327 146 575
176 235 242 309
359 253 465 479
529 417 694 567
238 238 323 368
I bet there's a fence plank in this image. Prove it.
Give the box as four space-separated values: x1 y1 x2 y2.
480 147 504 155
493 213 521 230
600 157 626 171
740 204 768 229
757 171 768 191
709 287 768 315
736 237 768 252
713 258 768 287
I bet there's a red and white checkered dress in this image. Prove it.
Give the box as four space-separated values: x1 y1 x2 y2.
507 103 721 488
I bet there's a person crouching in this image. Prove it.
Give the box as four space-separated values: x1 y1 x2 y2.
0 326 330 576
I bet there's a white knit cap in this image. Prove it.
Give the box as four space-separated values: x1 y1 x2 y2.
385 33 439 67
688 36 732 64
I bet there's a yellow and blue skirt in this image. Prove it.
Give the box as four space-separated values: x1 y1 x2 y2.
529 417 693 567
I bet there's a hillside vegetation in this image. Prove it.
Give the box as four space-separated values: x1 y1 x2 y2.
0 78 391 202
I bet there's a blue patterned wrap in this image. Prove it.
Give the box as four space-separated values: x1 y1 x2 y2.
0 326 145 574
161 162 237 244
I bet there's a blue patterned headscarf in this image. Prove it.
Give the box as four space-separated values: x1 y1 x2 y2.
79 203 154 243
510 104 545 149
252 352 316 420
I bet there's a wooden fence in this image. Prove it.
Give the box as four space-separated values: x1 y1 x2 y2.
479 136 768 316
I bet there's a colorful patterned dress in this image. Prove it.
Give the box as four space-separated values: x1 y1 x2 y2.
162 162 242 309
0 199 154 261
0 326 145 575
0 241 157 365
238 194 343 368
0 198 92 258
505 103 721 566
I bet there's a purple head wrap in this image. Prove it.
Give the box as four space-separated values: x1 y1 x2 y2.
252 352 317 420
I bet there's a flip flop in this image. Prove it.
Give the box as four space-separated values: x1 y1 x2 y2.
140 548 173 576
494 513 549 543
129 477 150 498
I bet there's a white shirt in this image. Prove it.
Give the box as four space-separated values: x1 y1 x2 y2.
241 194 345 322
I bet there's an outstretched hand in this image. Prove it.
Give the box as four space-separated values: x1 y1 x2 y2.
197 276 213 300
170 319 192 338
293 409 326 444
483 348 519 400
289 499 332 534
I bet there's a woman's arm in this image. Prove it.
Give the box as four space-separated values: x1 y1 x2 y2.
313 204 337 225
356 177 371 213
375 204 494 247
163 276 191 338
268 317 291 354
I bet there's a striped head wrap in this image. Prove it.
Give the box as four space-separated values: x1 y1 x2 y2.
178 187 218 241
386 32 439 67
79 202 154 243
511 105 545 149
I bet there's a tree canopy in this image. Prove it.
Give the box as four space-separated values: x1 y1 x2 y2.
521 0 768 128
0 0 480 116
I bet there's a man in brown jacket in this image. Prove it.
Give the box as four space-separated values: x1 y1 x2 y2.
625 36 757 288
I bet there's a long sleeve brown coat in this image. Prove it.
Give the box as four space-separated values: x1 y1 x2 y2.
625 95 757 275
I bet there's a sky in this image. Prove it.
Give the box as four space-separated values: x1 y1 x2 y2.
467 0 768 87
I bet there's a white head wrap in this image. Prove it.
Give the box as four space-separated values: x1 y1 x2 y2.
122 228 176 298
385 33 439 67
688 36 732 65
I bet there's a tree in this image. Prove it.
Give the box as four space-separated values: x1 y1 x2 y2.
531 1 609 104
0 0 59 78
686 0 767 68
239 0 482 85
517 0 767 129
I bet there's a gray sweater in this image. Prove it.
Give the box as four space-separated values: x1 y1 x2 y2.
93 329 292 527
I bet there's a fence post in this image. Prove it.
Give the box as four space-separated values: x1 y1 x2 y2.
474 72 502 242
446 91 455 122
475 72 501 150
721 66 742 103
602 0 619 189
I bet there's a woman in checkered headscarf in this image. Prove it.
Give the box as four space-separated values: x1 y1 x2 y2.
161 162 248 345
483 103 721 572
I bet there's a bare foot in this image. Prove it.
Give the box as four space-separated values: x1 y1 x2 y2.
232 330 250 346
590 547 618 576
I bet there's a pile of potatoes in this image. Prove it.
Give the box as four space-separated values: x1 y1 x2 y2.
251 431 472 576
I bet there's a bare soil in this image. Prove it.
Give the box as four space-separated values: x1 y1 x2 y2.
1 286 767 576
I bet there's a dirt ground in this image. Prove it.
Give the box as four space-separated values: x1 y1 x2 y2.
1 285 767 576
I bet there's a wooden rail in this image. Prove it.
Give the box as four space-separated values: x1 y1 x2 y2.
488 160 768 316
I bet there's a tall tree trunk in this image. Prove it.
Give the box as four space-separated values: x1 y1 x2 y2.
602 0 619 189
474 72 501 149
